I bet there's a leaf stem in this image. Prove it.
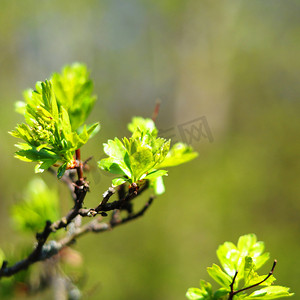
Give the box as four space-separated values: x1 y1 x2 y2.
75 149 84 183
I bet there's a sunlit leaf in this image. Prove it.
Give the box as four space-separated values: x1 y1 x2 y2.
245 286 294 299
112 177 127 187
207 264 232 288
186 280 213 300
150 176 165 195
212 288 229 300
52 63 97 130
158 142 198 168
128 116 158 137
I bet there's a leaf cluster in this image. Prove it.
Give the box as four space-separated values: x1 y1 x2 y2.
11 63 99 177
98 116 198 193
186 234 293 300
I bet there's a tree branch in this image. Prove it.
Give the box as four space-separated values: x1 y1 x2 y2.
0 221 52 277
0 183 154 279
51 182 89 232
0 180 89 278
61 195 155 247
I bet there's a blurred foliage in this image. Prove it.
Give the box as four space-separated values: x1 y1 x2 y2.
11 178 60 233
0 1 299 300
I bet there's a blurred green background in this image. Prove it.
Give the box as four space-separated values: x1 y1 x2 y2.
0 1 300 299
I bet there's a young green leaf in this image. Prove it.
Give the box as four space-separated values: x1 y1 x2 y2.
186 280 213 300
216 234 270 282
51 63 97 130
112 177 127 187
244 256 275 288
212 288 230 300
128 116 158 137
10 69 99 177
216 241 240 277
245 286 294 299
207 264 232 289
150 176 165 195
157 142 198 168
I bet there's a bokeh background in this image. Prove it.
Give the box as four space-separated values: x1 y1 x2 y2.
1 1 300 299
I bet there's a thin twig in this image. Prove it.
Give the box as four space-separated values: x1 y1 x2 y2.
62 196 155 246
151 99 161 122
79 181 149 217
228 260 277 299
111 196 155 227
228 271 238 300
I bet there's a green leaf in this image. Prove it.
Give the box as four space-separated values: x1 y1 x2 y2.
217 241 240 277
129 147 154 181
112 177 127 187
87 122 101 137
15 100 26 114
213 288 229 300
98 157 128 176
186 288 207 300
157 142 198 168
207 264 232 289
143 169 168 180
15 145 60 163
243 256 275 288
186 281 213 300
128 116 158 137
57 163 68 179
11 178 60 233
101 138 132 177
237 234 270 270
216 234 270 283
51 63 97 130
245 286 294 299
